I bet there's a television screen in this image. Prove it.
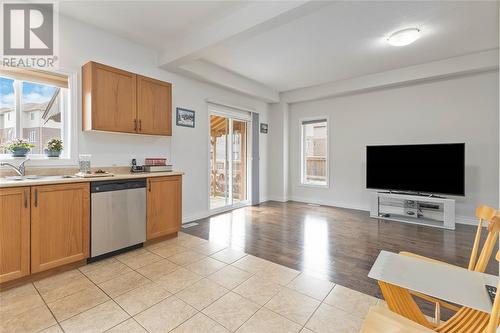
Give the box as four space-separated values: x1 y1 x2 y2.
366 143 465 196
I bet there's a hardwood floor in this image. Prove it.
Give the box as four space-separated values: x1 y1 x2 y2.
183 201 498 300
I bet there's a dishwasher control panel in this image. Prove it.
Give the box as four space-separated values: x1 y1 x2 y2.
91 178 147 193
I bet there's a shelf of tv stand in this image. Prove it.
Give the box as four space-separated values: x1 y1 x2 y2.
370 192 456 230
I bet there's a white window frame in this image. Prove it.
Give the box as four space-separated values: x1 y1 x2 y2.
207 101 253 214
300 116 329 188
0 69 78 166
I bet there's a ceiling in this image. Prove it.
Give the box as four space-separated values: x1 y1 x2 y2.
59 1 249 50
59 1 499 95
201 1 499 91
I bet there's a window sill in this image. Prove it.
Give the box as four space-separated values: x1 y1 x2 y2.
299 182 330 189
0 155 77 167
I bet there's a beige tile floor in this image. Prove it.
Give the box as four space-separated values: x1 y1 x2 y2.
0 232 383 333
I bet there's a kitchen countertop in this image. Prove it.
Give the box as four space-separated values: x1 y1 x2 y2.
0 171 184 188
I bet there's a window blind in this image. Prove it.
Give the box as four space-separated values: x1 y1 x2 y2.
207 101 252 121
302 119 327 125
0 67 68 88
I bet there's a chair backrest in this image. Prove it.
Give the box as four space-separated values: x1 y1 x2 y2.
485 249 500 333
469 206 498 272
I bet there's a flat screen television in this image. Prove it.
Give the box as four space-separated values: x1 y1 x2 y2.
366 143 465 196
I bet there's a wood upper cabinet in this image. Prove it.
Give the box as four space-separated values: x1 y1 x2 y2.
0 187 30 283
31 183 90 273
137 75 172 136
82 61 172 136
83 62 137 133
147 176 182 240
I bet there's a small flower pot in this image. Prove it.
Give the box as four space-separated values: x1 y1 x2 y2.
10 148 29 157
45 149 61 158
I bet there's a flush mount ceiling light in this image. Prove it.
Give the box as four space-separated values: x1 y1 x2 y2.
387 28 421 46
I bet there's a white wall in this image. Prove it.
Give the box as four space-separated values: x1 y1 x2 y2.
287 71 499 223
58 16 269 222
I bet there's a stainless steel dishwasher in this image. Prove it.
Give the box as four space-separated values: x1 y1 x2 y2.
90 178 146 259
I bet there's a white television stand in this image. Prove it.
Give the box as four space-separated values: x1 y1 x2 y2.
370 192 455 230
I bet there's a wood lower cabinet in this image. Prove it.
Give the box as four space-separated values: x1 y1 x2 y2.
147 176 182 240
31 183 90 273
137 75 172 136
0 187 30 283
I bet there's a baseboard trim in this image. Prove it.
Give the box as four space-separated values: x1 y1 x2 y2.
183 200 267 224
455 215 478 226
289 196 369 212
266 195 288 202
182 212 210 224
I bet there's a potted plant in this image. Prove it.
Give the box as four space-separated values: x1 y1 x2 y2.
3 139 34 157
45 138 63 157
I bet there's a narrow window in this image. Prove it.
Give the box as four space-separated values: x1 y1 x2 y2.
301 118 328 186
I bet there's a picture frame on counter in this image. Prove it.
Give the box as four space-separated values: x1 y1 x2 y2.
176 108 195 128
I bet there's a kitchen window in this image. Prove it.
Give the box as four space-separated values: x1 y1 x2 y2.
0 68 75 162
301 118 329 187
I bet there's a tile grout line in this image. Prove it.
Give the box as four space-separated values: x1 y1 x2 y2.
32 282 66 333
55 270 130 328
103 317 146 333
5 233 372 333
91 274 142 332
256 276 314 330
34 271 108 329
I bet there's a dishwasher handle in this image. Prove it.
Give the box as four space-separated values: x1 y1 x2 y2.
91 179 147 193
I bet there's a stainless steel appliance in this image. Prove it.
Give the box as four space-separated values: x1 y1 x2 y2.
91 179 146 258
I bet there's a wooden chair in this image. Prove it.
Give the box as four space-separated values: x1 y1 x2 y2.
399 205 498 321
378 214 500 333
360 305 434 333
363 249 500 333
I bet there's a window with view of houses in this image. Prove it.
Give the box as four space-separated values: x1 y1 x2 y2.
0 69 69 156
301 118 328 186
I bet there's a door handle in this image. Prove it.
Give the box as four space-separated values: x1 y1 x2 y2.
139 119 142 131
24 190 28 208
34 189 38 207
134 119 138 131
148 179 151 192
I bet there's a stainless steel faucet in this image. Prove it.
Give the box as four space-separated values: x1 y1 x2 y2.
0 158 29 176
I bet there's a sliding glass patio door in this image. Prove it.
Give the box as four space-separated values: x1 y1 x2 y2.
210 113 249 210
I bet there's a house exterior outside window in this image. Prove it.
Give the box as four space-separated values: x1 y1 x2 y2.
301 118 329 187
0 68 71 158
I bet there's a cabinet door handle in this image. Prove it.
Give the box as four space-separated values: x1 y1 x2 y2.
148 179 151 192
24 190 28 208
134 119 138 131
139 119 142 131
34 189 38 207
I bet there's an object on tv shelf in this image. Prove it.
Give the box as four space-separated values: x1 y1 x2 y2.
366 143 465 196
144 165 173 173
145 158 167 166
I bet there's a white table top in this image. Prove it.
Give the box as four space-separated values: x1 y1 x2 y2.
368 251 498 313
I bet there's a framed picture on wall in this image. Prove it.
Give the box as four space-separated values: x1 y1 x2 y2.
176 108 195 128
260 123 268 133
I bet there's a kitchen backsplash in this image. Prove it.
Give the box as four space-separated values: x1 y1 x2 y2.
0 166 132 177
